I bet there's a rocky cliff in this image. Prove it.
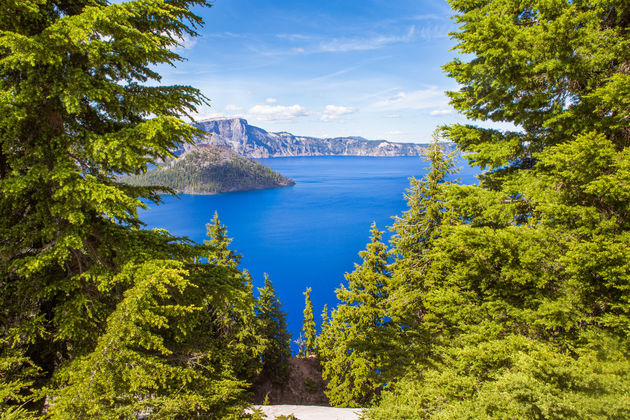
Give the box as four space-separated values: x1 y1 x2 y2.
188 118 433 158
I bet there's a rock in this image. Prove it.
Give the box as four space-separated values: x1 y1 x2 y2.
253 356 328 406
190 118 436 157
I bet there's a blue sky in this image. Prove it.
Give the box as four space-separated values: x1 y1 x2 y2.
157 0 481 143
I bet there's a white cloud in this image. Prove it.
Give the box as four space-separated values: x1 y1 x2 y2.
319 26 416 53
429 109 453 116
320 105 357 122
247 104 309 122
276 33 313 41
225 104 243 112
373 87 447 110
168 33 197 51
385 113 401 118
266 98 278 104
194 106 221 121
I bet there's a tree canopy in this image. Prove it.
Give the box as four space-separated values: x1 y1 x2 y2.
319 0 630 418
319 223 395 407
0 1 270 417
255 274 292 385
300 287 317 358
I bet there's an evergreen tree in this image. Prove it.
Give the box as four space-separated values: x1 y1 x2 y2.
368 0 630 418
320 224 394 407
300 287 317 357
255 274 292 385
390 131 456 261
205 211 241 268
316 304 331 359
0 0 262 417
387 133 456 365
320 304 329 333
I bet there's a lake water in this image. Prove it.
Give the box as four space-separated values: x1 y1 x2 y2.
140 156 478 349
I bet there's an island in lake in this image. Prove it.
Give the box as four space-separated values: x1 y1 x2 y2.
123 144 295 195
124 118 452 195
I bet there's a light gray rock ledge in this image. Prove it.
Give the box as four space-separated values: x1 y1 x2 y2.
248 405 363 420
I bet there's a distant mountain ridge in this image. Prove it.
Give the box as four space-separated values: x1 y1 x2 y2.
188 118 435 158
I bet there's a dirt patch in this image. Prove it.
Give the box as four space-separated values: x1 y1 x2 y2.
253 356 329 405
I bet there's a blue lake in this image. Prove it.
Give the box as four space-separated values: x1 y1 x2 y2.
140 156 479 350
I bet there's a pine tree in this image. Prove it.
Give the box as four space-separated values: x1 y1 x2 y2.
320 224 394 407
387 133 457 364
368 0 630 418
316 304 331 359
205 211 241 268
0 0 262 417
300 287 317 357
390 131 456 261
255 274 292 384
320 304 329 333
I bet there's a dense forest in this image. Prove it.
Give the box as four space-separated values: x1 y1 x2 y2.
0 0 291 418
1 0 628 419
123 145 294 195
315 0 630 418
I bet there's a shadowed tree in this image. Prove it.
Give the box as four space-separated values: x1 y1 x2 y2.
300 287 317 357
255 274 292 384
368 0 630 418
0 0 264 417
319 223 395 407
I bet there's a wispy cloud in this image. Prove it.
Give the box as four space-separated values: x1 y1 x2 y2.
276 33 314 41
299 65 361 84
164 32 197 51
409 14 444 21
276 23 448 56
247 104 309 122
320 105 357 122
225 104 243 112
318 26 416 53
205 31 250 39
373 87 447 110
429 109 453 116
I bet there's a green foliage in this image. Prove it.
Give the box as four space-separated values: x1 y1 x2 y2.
367 333 630 420
206 211 242 269
255 274 292 385
0 0 265 417
387 133 457 365
300 287 317 357
47 259 254 419
324 0 630 416
319 224 396 407
123 145 294 194
274 415 298 420
303 377 318 394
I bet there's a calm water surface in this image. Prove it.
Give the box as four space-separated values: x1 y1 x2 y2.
140 156 478 347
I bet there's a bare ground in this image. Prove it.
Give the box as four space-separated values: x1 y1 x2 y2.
253 356 329 406
250 405 363 420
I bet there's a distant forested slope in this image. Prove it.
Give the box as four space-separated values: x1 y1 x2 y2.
123 144 294 194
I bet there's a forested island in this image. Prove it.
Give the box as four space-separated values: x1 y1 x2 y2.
123 144 294 194
1 0 628 419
